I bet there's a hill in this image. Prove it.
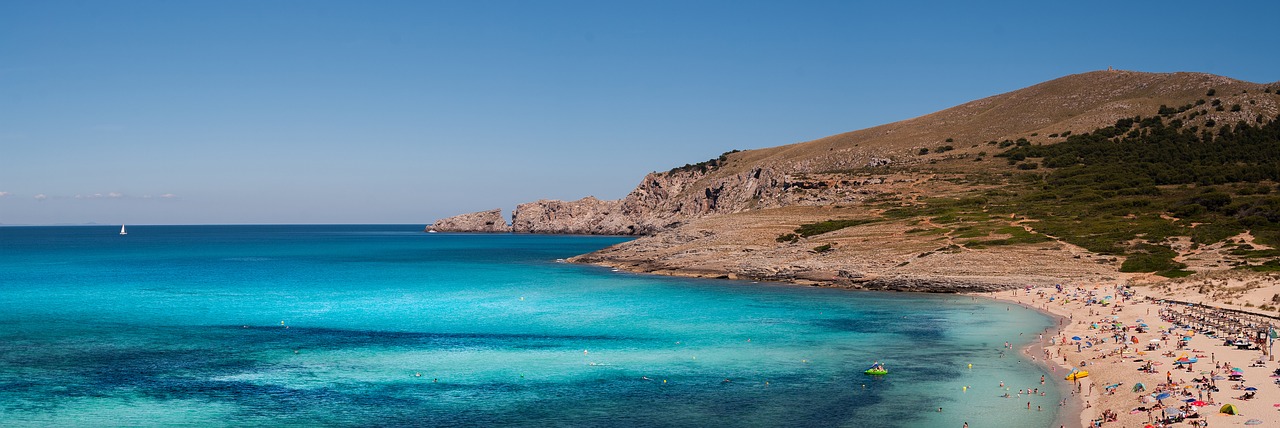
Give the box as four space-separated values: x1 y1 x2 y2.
433 69 1280 292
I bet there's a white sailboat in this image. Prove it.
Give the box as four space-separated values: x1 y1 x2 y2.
119 224 127 235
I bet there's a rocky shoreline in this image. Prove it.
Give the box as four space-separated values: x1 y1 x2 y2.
569 252 1055 293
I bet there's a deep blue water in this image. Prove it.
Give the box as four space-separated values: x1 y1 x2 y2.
0 225 1060 427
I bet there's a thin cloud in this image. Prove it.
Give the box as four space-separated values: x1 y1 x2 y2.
0 191 9 197
48 192 177 200
34 194 47 201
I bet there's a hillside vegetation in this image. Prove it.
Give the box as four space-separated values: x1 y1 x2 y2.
869 105 1280 278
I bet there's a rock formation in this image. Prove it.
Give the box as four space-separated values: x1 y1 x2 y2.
427 209 510 233
511 197 626 235
449 166 897 235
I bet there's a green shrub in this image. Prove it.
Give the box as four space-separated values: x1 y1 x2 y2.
1157 269 1195 278
1119 245 1184 273
794 219 878 237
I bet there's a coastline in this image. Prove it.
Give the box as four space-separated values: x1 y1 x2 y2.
978 284 1280 428
439 231 1280 426
977 291 1086 428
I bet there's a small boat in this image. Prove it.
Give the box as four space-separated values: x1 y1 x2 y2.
119 225 127 235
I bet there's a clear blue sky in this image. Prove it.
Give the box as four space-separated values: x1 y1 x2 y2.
2 1 1278 225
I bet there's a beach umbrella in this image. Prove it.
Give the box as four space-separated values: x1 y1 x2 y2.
1245 386 1258 391
1232 367 1245 372
1072 336 1082 341
1136 319 1144 322
1245 419 1263 425
1213 376 1226 380
1104 383 1120 390
1155 392 1172 400
1183 398 1196 402
1192 400 1207 406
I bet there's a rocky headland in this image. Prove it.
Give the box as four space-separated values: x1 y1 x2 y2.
426 208 510 233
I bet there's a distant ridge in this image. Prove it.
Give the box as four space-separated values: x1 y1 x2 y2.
708 70 1278 179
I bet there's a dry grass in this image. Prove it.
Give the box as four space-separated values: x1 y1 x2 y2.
695 70 1280 195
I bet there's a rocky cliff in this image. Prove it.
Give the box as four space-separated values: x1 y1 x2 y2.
427 208 511 233
511 197 627 235
494 166 900 235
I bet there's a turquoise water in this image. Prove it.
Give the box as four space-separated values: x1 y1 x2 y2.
0 225 1060 427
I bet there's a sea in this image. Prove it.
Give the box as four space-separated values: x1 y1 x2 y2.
0 225 1062 427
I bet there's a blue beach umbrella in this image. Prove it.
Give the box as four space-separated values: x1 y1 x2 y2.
1245 387 1258 391
1183 398 1196 402
1155 392 1172 400
1072 336 1082 341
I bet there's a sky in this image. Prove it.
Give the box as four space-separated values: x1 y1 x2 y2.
2 1 1279 225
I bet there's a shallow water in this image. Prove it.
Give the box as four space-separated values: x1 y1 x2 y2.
0 225 1061 427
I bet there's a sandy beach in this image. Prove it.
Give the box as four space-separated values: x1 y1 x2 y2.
981 283 1280 428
